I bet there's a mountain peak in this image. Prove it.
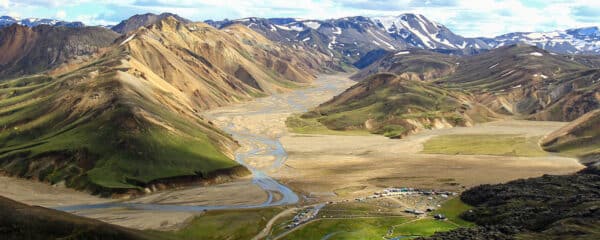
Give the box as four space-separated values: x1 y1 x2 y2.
111 12 191 34
567 26 600 36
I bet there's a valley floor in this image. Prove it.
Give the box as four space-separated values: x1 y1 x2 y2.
276 120 583 203
0 73 585 234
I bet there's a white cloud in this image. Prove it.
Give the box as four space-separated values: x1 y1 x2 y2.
0 0 9 9
55 10 66 19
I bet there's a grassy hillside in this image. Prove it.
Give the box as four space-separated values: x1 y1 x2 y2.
0 196 166 240
293 73 495 138
0 53 246 194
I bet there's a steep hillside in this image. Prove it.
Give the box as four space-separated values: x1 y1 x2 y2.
122 17 324 108
294 73 495 138
351 49 459 81
0 55 246 195
111 12 190 34
438 45 600 121
541 109 600 166
0 17 324 194
0 196 163 240
0 24 119 79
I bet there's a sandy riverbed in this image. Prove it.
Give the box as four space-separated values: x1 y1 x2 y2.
0 175 268 229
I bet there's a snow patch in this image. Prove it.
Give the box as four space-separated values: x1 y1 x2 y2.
332 27 342 35
367 29 396 50
304 21 321 30
275 24 292 31
534 73 549 79
120 34 136 46
395 51 410 56
529 52 543 56
328 36 337 50
289 25 304 32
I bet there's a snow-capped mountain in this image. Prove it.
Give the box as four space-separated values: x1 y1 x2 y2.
209 16 407 61
372 14 488 51
207 14 484 62
481 26 600 55
0 16 84 28
209 14 600 57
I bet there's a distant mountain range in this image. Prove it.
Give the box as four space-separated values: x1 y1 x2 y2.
2 13 599 56
208 14 600 57
480 26 600 55
0 15 85 28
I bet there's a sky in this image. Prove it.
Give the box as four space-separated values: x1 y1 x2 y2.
0 0 598 37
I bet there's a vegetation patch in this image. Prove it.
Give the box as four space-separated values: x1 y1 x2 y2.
372 124 407 138
285 114 369 136
391 219 457 237
431 197 474 227
283 217 409 240
160 207 283 240
422 134 549 157
333 185 368 197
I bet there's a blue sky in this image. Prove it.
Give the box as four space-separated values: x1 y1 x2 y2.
0 0 598 37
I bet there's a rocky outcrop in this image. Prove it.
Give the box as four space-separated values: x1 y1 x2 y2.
422 170 600 240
